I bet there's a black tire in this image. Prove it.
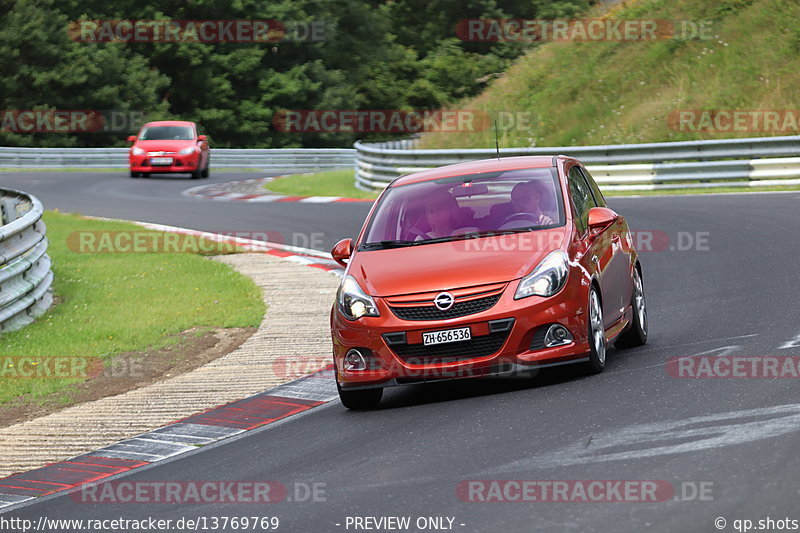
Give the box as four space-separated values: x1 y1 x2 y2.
615 267 648 348
130 171 140 178
191 167 202 179
201 162 210 178
337 382 382 410
583 286 607 374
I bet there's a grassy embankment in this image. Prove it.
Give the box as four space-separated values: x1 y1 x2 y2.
0 212 265 408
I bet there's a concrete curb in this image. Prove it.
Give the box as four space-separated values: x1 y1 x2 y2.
0 237 346 510
182 176 375 203
85 216 345 275
0 367 337 511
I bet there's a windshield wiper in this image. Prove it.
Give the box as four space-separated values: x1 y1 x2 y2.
362 228 537 249
461 228 536 239
360 239 420 250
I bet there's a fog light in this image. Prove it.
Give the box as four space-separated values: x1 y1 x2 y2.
344 349 368 371
544 324 573 348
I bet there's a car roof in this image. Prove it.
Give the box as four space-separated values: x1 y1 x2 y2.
392 156 561 186
141 121 195 127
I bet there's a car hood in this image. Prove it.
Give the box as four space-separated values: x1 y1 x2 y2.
134 140 195 152
349 229 567 297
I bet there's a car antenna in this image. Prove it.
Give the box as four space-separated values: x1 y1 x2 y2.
494 119 501 160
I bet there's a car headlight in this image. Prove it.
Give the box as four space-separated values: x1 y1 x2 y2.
131 147 145 156
337 275 380 320
178 146 198 155
514 250 569 299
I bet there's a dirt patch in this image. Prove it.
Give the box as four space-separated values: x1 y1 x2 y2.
0 327 255 429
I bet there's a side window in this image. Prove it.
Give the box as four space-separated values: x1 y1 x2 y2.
567 166 596 234
579 166 606 207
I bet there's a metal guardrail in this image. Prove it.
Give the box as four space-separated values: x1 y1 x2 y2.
4 136 800 191
0 147 356 172
0 189 53 332
354 136 800 192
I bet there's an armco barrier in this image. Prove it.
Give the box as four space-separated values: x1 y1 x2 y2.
0 146 355 172
354 136 800 192
0 189 53 332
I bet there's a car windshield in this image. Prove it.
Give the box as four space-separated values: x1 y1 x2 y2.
361 167 564 248
139 126 194 140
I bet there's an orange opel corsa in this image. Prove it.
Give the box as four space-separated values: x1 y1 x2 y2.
330 156 647 409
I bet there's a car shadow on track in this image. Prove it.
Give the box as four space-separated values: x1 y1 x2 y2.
372 347 633 410
129 174 198 180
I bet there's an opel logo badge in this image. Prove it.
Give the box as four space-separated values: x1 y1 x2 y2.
434 292 455 311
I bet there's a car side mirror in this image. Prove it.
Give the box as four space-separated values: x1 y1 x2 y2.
127 135 136 143
331 238 354 267
587 207 619 233
197 135 207 142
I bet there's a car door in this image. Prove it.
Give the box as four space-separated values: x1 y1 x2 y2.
579 165 632 323
566 164 622 327
193 125 207 166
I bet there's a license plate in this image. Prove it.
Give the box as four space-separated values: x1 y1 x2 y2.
422 327 471 346
151 157 173 165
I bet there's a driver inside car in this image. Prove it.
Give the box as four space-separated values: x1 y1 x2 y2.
508 181 554 226
409 189 477 240
416 189 459 239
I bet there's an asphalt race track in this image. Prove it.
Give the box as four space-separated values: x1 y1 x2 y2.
3 170 800 532
0 171 372 252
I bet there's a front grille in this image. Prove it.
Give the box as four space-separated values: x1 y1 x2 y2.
390 293 501 321
390 330 511 364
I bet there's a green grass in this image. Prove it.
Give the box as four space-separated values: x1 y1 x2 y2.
0 212 265 406
420 0 800 149
264 170 379 200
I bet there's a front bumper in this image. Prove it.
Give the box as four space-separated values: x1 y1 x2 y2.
130 154 200 172
332 281 591 390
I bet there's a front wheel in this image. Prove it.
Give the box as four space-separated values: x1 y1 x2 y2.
130 171 140 178
583 287 607 374
337 382 382 410
201 162 210 178
615 268 648 348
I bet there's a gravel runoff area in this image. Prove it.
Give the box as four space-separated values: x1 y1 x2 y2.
0 253 340 478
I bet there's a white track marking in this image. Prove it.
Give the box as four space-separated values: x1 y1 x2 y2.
779 332 800 350
693 345 741 357
484 403 800 472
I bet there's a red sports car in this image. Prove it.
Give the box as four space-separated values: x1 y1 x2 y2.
128 120 210 178
330 155 647 409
